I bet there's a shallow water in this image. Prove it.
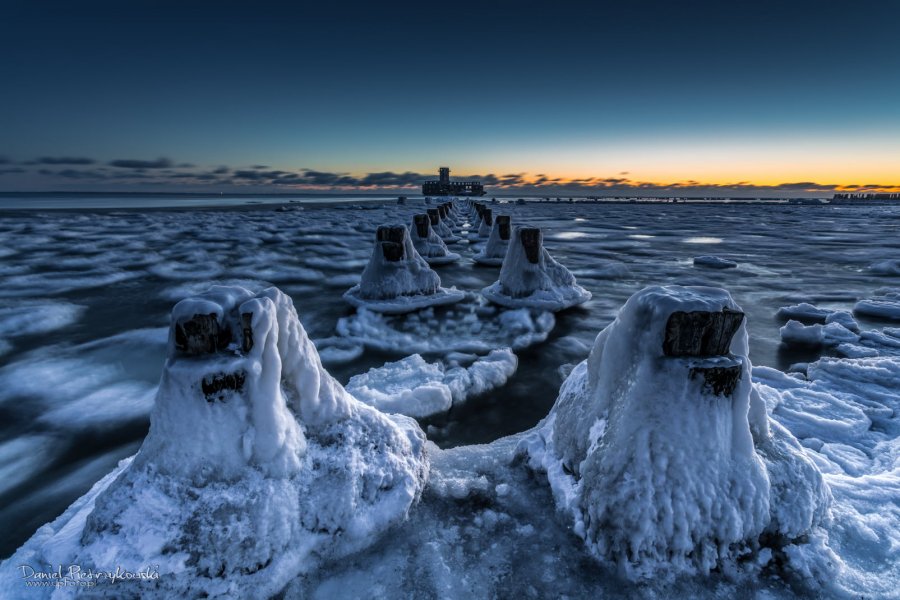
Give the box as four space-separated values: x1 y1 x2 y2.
1 198 899 557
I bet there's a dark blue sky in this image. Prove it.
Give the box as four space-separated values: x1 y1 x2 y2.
1 0 898 195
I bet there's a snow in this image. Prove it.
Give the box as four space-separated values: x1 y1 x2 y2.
518 285 829 580
346 349 517 418
343 225 464 314
482 226 591 311
0 285 429 598
693 255 738 269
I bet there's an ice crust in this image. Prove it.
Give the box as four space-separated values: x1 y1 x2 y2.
1 286 428 598
482 226 591 311
519 285 830 580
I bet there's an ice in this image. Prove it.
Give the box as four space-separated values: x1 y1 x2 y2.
776 302 834 323
780 319 860 347
335 302 556 355
854 290 900 321
427 208 460 243
0 286 428 598
409 213 460 265
482 226 591 311
343 225 465 314
346 349 517 418
518 285 829 580
693 255 738 269
472 214 511 267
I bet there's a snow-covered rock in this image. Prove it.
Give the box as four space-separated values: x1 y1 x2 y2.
409 213 460 265
473 215 511 267
482 226 591 311
343 225 464 314
519 285 829 580
1 286 429 598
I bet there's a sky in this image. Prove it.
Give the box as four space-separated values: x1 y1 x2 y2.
1 0 899 197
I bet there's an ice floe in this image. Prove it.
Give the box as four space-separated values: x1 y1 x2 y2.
346 348 517 419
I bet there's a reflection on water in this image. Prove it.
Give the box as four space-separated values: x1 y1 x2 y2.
1 199 900 556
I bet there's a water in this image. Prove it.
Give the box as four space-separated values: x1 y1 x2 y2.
1 197 899 557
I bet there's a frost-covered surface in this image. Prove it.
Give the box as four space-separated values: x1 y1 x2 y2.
482 226 591 311
346 349 517 419
344 225 464 313
780 319 859 347
519 286 830 581
0 286 428 598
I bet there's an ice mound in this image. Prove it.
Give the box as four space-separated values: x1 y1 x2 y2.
346 349 517 419
482 226 591 311
410 213 460 265
343 225 464 314
473 214 511 267
519 285 829 580
1 286 428 598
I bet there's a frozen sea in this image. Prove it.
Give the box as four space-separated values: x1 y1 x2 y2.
1 195 899 569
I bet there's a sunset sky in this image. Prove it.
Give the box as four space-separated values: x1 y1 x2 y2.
2 0 898 196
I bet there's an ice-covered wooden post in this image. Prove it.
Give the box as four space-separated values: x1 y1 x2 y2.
427 208 441 227
496 215 511 240
413 213 430 238
519 227 542 264
376 225 406 262
174 313 229 355
664 308 745 396
482 208 493 227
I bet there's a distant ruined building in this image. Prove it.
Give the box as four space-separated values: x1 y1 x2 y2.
422 167 486 197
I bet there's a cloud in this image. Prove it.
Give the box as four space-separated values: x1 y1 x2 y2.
109 157 173 169
0 167 25 175
34 156 96 165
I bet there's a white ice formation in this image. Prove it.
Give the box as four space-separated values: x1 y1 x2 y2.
473 214 511 267
410 213 460 265
346 349 518 419
519 285 830 580
343 225 464 314
1 286 429 598
482 226 591 311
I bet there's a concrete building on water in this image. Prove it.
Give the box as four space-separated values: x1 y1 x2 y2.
422 167 486 196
